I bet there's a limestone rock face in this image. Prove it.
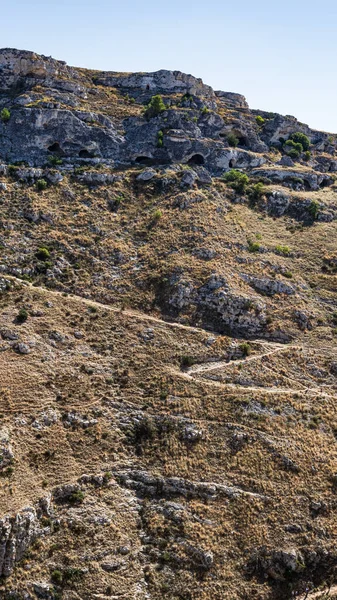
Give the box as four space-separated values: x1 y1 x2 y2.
0 508 40 577
0 48 75 90
95 69 215 98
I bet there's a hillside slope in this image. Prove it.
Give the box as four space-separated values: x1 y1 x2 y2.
0 49 337 600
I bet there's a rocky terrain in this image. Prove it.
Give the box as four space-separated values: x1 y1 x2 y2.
0 48 337 599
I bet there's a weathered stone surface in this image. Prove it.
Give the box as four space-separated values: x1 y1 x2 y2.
0 508 39 577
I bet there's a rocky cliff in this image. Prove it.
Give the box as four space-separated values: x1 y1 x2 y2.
0 49 337 600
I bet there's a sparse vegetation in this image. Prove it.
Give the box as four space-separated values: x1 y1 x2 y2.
145 95 166 118
223 169 249 193
239 342 251 356
157 130 164 148
17 308 28 323
308 199 320 219
36 178 48 191
0 108 11 123
227 133 239 147
247 240 261 252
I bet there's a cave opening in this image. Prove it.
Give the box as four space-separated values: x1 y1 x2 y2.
47 142 64 155
79 149 95 158
187 154 205 166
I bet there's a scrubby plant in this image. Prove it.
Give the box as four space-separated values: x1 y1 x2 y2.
304 150 311 161
284 140 303 158
1 108 11 123
275 245 291 256
157 130 164 148
145 95 166 118
247 239 261 253
223 169 249 194
287 149 301 159
289 132 310 151
255 115 265 126
151 209 162 225
227 133 239 148
308 199 319 219
247 182 265 204
51 569 63 585
35 247 50 260
36 178 48 191
240 342 252 357
181 355 194 368
201 106 210 115
68 490 85 504
48 155 63 166
17 308 28 323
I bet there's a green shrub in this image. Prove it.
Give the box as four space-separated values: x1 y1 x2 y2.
308 199 319 219
223 169 249 194
1 108 11 123
284 140 303 157
239 342 252 357
48 155 63 166
51 570 63 585
145 95 166 118
247 182 265 204
181 355 194 368
247 240 260 253
275 245 290 256
227 133 239 148
35 247 50 260
152 209 162 222
255 115 265 126
17 308 28 323
290 132 310 151
201 106 210 115
36 178 48 191
68 490 85 504
287 149 301 159
157 130 164 148
304 150 311 161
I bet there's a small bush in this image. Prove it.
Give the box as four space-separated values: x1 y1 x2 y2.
17 308 28 323
157 130 164 148
201 106 210 115
35 247 50 260
181 355 194 368
68 490 85 504
240 342 252 357
247 182 265 204
152 209 162 222
1 108 11 123
304 150 311 161
284 140 303 158
227 133 239 148
223 169 249 194
36 178 48 191
287 149 301 159
290 132 310 151
51 569 63 585
255 115 265 126
48 155 63 166
145 95 166 118
247 240 260 253
275 245 290 256
308 200 319 220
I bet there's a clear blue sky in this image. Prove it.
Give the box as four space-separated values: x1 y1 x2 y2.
2 0 337 132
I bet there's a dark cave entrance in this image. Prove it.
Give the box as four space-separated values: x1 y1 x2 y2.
135 156 154 166
187 154 205 166
47 142 64 155
79 149 96 158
